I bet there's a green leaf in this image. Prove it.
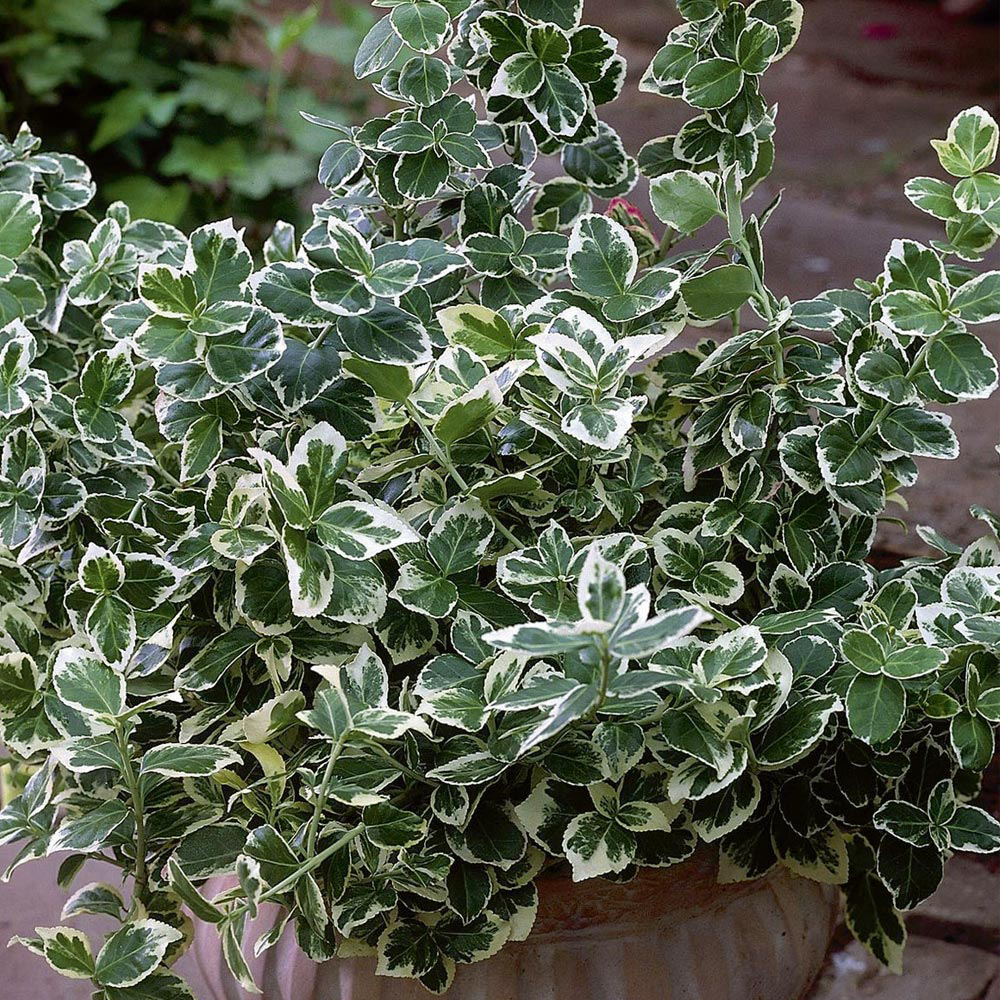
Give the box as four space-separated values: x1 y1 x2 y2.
390 2 451 54
649 170 720 234
52 647 126 720
873 800 932 848
140 743 241 778
428 500 495 576
94 920 183 989
527 65 589 138
0 192 42 258
49 799 131 854
318 140 364 188
681 264 756 320
754 694 840 769
563 397 639 451
746 0 803 59
950 270 1000 324
434 378 504 445
32 926 95 980
926 331 998 399
904 176 961 222
593 721 645 781
394 148 451 199
298 682 353 741
438 304 518 361
86 594 135 669
946 805 1000 853
737 19 780 74
877 839 943 911
492 53 545 99
698 625 767 684
79 544 125 595
399 55 452 106
447 801 526 868
950 711 995 770
563 810 634 881
816 419 881 487
931 106 998 177
567 214 637 298
682 58 744 110
878 406 958 459
881 289 947 337
355 16 404 78
317 501 419 560
844 840 906 973
519 0 583 29
392 558 459 618
281 526 336 617
364 803 428 849
660 704 732 773
846 672 906 745
604 266 681 323
339 304 432 366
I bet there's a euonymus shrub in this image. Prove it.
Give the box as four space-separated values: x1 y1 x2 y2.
1 0 1000 995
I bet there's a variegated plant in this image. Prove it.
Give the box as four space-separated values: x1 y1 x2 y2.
1 0 1000 995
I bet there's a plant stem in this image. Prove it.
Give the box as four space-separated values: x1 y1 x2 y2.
588 639 613 719
392 209 406 241
116 725 149 914
404 400 524 549
855 337 936 447
230 824 365 920
726 166 783 382
737 239 783 380
304 735 345 857
405 400 469 490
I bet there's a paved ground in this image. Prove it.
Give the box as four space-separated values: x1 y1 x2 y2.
808 858 1000 1000
0 2 997 997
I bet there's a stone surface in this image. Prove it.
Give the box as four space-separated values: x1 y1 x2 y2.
912 855 1000 934
808 936 999 1000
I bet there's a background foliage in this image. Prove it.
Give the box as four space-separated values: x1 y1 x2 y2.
0 0 999 997
0 0 373 228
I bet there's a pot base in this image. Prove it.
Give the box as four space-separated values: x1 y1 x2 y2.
193 851 839 1000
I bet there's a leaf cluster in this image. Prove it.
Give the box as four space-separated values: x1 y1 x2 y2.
0 0 373 227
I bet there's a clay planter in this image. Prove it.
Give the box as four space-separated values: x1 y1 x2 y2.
192 850 839 1000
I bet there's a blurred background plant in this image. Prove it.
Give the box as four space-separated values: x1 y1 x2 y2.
0 0 373 230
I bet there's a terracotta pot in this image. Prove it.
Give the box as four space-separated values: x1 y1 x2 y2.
192 850 839 1000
